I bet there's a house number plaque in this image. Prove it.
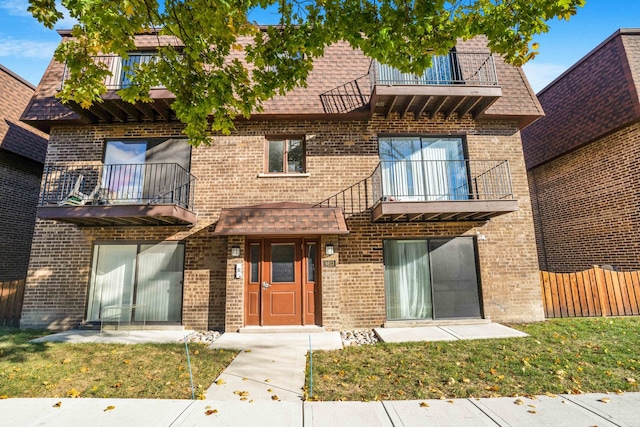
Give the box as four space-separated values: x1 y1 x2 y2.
323 260 336 268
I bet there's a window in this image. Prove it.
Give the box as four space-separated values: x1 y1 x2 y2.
102 138 192 205
379 136 468 201
266 138 305 173
86 242 185 323
384 237 481 321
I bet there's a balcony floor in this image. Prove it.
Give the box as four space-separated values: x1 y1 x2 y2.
371 199 518 222
370 85 502 119
37 204 196 226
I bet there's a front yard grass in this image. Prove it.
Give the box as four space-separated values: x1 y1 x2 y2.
0 328 236 399
307 317 640 401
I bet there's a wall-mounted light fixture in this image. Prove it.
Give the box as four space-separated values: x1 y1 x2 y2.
231 246 241 257
325 244 334 255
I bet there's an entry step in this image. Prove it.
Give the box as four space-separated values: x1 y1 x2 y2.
238 325 327 334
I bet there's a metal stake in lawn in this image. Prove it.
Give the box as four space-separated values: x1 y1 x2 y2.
309 335 313 399
183 334 195 400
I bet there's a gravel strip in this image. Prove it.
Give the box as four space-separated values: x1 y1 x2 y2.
341 329 379 346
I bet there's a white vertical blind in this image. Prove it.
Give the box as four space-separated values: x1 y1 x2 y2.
384 240 432 320
137 243 184 322
86 245 137 322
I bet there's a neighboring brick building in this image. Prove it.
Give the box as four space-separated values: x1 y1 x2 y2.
0 65 49 281
522 29 640 273
20 30 545 331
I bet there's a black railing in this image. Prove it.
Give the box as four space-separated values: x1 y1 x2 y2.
61 54 163 90
319 74 371 114
316 159 513 215
370 52 499 87
40 163 196 210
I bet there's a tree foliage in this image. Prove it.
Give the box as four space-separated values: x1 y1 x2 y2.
28 0 585 146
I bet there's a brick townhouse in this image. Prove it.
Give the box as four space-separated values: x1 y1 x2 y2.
0 65 48 282
20 29 545 331
521 29 640 273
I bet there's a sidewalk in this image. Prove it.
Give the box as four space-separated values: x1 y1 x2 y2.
2 393 638 426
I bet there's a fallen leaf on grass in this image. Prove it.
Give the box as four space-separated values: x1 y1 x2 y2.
598 398 611 403
80 366 90 373
53 402 62 408
626 378 636 384
205 409 218 416
419 402 429 407
104 406 115 412
62 358 71 364
66 388 81 398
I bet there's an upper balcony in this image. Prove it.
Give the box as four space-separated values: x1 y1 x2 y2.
369 52 502 119
37 163 196 226
60 53 176 124
317 159 518 222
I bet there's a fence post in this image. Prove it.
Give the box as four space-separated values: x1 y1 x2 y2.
594 265 608 317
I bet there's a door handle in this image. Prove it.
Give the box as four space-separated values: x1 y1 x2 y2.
262 281 271 289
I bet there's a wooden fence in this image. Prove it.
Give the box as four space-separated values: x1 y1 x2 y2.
0 279 26 327
540 267 640 318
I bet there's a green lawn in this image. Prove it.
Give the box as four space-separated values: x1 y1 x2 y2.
307 318 640 401
0 328 236 399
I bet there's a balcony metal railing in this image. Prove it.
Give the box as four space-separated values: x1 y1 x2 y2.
316 159 513 215
61 54 163 90
370 52 499 87
40 163 196 210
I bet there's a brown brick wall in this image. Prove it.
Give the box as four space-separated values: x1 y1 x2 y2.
522 31 640 169
529 122 640 272
0 150 43 281
22 115 543 329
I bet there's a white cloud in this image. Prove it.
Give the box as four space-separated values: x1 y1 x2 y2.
522 62 569 93
0 0 31 17
0 0 77 28
0 37 58 59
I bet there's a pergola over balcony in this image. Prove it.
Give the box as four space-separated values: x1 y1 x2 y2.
37 163 196 226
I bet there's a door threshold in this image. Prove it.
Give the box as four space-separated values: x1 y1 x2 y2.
239 325 326 334
383 319 490 328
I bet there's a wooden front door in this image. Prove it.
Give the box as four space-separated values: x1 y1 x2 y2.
245 238 320 326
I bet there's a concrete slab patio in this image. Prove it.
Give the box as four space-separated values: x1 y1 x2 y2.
29 329 195 344
374 322 528 343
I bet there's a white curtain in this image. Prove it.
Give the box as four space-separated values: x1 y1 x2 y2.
136 243 184 322
87 243 184 323
384 240 432 320
86 245 137 322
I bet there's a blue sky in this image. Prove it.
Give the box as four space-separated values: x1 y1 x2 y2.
0 0 638 92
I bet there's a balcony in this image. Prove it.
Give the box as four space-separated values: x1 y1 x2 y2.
368 52 502 119
37 163 196 226
316 159 518 222
61 54 176 124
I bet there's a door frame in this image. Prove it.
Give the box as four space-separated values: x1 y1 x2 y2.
244 237 321 326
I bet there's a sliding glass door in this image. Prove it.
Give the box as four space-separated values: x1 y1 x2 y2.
379 137 468 201
384 237 481 321
87 242 184 323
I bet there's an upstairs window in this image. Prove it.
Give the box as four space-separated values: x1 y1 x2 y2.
266 137 305 173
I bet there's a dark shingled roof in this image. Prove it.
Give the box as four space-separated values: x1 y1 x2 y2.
214 202 349 235
0 64 49 163
521 29 640 169
21 32 543 130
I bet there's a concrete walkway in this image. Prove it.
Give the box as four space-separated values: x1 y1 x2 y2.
3 393 639 426
205 332 342 402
